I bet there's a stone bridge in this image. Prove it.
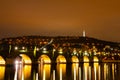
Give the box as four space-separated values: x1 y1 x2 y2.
0 46 110 65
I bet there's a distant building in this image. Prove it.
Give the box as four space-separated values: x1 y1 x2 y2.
83 30 86 37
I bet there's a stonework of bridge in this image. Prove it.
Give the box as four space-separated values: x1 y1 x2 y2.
0 47 111 65
0 43 120 65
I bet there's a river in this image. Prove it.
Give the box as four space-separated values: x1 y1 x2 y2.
1 63 120 80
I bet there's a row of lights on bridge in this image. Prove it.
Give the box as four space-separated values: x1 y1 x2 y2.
13 46 93 56
13 46 120 57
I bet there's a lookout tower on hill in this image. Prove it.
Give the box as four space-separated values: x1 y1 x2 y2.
83 30 86 37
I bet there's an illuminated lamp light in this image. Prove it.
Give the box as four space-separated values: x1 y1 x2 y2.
112 57 114 60
94 52 97 55
119 53 120 56
39 55 51 63
84 51 89 56
0 56 5 65
83 56 89 62
59 58 66 63
15 60 19 64
20 54 32 64
72 56 79 63
19 49 27 52
19 47 27 52
15 60 22 64
59 48 63 54
24 60 32 64
93 56 99 62
14 56 23 65
42 48 48 53
73 48 77 55
22 46 25 50
56 55 66 63
104 53 106 56
0 61 5 65
14 46 18 50
36 48 40 51
43 58 51 63
53 49 56 52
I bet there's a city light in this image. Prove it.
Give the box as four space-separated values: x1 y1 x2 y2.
15 60 20 64
0 56 5 65
0 66 5 80
83 56 89 62
22 46 25 50
84 51 89 56
39 55 51 63
14 46 18 50
73 48 77 55
71 56 79 63
20 54 32 64
36 48 40 51
93 56 99 62
42 48 48 53
58 48 63 54
56 55 66 63
1 0 120 79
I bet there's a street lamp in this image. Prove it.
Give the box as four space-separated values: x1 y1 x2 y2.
14 46 18 50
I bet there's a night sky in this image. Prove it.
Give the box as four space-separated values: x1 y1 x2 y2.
1 0 120 42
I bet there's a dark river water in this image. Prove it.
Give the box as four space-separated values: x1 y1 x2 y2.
1 63 120 80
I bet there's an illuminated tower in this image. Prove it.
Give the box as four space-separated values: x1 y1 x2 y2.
83 30 86 37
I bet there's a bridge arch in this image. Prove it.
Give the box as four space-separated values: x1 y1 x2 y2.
38 54 51 63
15 54 32 64
83 56 89 62
93 56 99 62
56 55 66 63
71 56 79 63
0 56 5 65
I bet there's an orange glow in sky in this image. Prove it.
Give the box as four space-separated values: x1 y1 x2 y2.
1 0 120 42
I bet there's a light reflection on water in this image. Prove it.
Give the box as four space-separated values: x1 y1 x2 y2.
2 63 120 80
14 64 31 80
72 63 79 80
0 66 5 80
38 64 51 80
56 64 66 80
